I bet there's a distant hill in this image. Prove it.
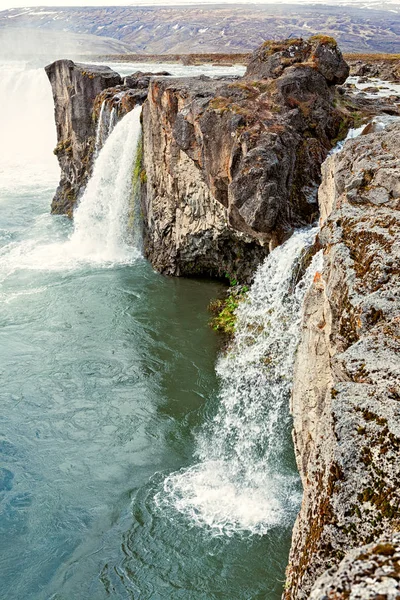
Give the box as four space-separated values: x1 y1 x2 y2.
1 4 400 54
0 27 134 61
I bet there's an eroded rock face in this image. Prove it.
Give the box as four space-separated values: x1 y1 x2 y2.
45 60 122 215
309 532 400 600
142 75 269 281
245 36 349 85
285 123 400 599
141 36 349 280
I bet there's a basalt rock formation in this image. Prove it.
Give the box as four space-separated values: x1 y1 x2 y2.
45 61 158 216
285 122 400 599
141 36 349 280
45 60 122 215
46 37 350 281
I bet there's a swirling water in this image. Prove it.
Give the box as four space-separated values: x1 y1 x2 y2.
0 60 315 600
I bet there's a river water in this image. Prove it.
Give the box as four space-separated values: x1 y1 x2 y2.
0 60 304 600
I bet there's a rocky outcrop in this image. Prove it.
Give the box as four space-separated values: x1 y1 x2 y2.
285 123 400 599
141 37 349 280
349 59 400 83
46 38 349 280
45 60 122 215
309 532 400 599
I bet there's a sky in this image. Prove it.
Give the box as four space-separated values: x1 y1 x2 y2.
1 0 399 9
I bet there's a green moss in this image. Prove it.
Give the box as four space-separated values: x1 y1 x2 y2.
209 96 231 113
331 116 352 146
54 138 72 156
309 34 338 47
128 134 145 232
372 543 396 556
261 38 304 55
132 136 144 185
208 284 248 337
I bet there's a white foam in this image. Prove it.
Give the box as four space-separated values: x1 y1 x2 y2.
0 106 143 277
0 62 59 192
159 228 323 535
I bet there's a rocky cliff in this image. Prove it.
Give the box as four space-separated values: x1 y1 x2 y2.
141 36 349 280
285 122 400 599
45 60 122 215
310 532 400 599
45 60 159 215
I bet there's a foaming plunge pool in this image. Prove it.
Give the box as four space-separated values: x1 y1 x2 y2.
1 59 303 600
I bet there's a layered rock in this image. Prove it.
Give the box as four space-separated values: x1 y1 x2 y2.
45 61 159 216
285 123 400 599
141 36 349 280
45 60 122 215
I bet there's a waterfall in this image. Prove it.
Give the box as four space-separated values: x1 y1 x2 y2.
94 100 107 158
94 103 119 159
160 228 323 536
0 104 142 274
67 104 142 263
0 62 59 190
108 106 117 137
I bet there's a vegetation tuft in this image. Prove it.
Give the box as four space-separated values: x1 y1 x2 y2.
208 278 249 337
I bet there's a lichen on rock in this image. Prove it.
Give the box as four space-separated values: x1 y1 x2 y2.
285 122 400 599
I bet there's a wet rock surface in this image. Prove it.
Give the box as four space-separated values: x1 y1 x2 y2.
45 62 157 216
141 37 348 280
285 123 400 599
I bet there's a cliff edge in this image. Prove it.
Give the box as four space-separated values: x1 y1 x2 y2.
45 60 122 215
285 122 400 599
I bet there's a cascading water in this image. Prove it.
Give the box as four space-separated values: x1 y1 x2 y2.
94 100 107 158
0 104 142 275
0 62 59 190
94 102 119 159
108 106 117 136
160 228 323 535
68 104 142 264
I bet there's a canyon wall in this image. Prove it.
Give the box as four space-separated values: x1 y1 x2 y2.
141 37 349 280
46 36 349 281
285 122 400 599
45 60 122 215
